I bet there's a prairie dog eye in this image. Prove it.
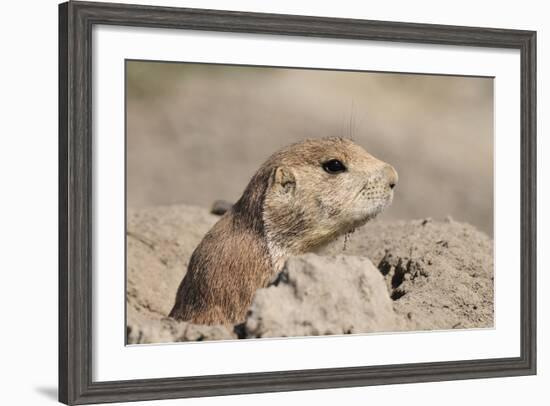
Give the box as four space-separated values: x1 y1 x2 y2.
322 159 347 174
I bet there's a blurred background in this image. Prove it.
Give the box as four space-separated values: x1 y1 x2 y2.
126 61 493 236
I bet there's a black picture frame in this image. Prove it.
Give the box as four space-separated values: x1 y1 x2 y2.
59 1 537 404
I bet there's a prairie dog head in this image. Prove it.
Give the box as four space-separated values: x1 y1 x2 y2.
262 137 397 254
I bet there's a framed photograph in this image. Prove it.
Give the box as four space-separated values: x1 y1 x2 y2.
59 1 536 404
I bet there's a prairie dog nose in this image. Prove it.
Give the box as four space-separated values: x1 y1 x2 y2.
383 164 398 189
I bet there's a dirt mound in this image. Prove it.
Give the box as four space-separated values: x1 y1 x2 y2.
319 217 494 330
245 254 407 338
126 205 493 344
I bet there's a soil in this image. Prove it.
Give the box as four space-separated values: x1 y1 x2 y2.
126 204 493 344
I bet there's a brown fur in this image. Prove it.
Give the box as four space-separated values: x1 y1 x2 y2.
169 137 397 325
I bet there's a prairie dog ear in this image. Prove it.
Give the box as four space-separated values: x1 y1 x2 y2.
271 166 296 194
